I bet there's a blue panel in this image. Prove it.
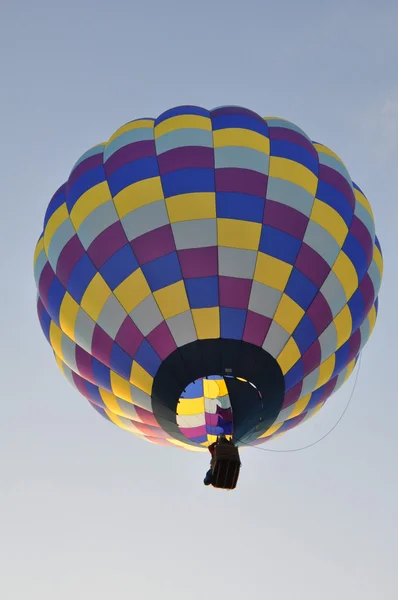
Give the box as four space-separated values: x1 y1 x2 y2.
348 289 366 332
185 276 219 309
161 168 215 198
292 313 318 354
285 268 318 310
43 184 66 228
220 307 246 339
270 139 318 175
39 304 52 343
305 386 324 411
374 296 379 314
46 277 65 326
91 403 113 422
375 235 382 254
100 244 139 290
67 254 97 304
259 225 301 264
110 344 133 380
66 165 106 212
212 114 269 136
181 380 204 399
84 381 106 407
316 181 354 227
216 192 265 223
107 157 159 196
190 435 208 444
283 359 304 391
332 343 350 378
134 340 162 377
342 232 368 281
156 105 210 125
92 358 112 392
142 252 182 292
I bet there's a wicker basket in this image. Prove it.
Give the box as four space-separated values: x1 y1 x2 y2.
211 443 241 490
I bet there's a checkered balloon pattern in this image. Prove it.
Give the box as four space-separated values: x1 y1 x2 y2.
34 105 383 451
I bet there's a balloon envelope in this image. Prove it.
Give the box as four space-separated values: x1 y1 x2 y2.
34 105 383 451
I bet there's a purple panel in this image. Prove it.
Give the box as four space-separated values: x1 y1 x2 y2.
243 311 271 346
306 292 333 335
280 413 306 432
131 225 176 265
319 164 355 208
115 317 144 359
302 340 322 376
320 377 337 402
134 406 159 427
215 168 268 197
211 106 264 121
350 215 374 267
104 140 156 177
178 246 218 278
75 345 95 384
268 126 317 158
295 242 330 288
56 235 85 287
219 277 252 309
91 325 113 368
180 425 207 438
72 371 90 399
157 146 214 175
87 221 128 269
347 329 361 363
68 153 104 188
38 262 55 308
282 381 303 408
359 274 375 315
146 321 177 361
263 200 308 240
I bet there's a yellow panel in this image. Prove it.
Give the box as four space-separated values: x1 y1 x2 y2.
44 204 69 253
342 358 356 383
373 245 383 276
269 157 318 196
114 269 150 313
313 142 345 166
216 379 228 396
110 371 132 402
59 292 79 341
260 421 283 438
154 281 189 319
70 182 112 230
80 273 112 321
274 294 305 335
167 438 206 452
99 389 121 414
213 128 270 154
332 251 358 301
367 304 377 336
166 192 216 222
155 115 212 137
130 361 153 395
277 337 301 375
114 177 164 218
55 354 65 374
104 409 128 429
49 321 63 360
254 253 293 291
316 354 336 390
107 119 154 144
310 199 348 247
353 187 374 219
217 218 261 251
34 237 45 265
334 305 352 349
178 397 205 416
192 307 220 339
203 379 222 399
289 394 311 419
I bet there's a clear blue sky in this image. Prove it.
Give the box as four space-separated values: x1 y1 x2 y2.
1 1 397 598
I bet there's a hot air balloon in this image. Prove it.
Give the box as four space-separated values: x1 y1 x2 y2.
34 105 383 488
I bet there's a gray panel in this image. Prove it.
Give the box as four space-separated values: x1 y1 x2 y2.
116 397 141 420
155 128 213 154
354 201 375 241
300 368 320 398
130 384 153 411
172 219 217 250
61 335 78 373
318 151 352 184
61 361 77 388
367 259 382 297
97 294 127 339
130 295 164 336
266 177 315 217
262 320 291 358
47 218 75 270
214 146 269 174
177 414 205 427
359 318 371 350
34 250 48 286
104 126 154 161
320 270 347 318
74 309 96 353
167 310 197 346
122 200 169 241
77 201 118 249
318 321 338 361
249 280 282 318
303 220 341 267
218 246 257 279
